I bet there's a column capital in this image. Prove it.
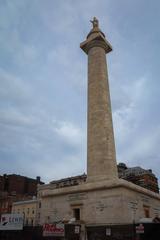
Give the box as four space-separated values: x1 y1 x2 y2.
80 32 112 55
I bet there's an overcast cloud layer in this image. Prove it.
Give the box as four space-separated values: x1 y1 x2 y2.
0 0 160 183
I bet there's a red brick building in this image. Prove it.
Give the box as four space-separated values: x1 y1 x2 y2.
118 163 159 193
0 174 44 216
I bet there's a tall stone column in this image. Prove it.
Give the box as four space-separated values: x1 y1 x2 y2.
80 18 118 182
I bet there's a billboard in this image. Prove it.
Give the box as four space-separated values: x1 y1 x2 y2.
0 214 23 230
43 223 65 237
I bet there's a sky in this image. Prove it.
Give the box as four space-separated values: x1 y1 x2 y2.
0 0 160 184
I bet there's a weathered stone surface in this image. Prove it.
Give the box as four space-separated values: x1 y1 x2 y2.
81 20 118 182
38 179 160 225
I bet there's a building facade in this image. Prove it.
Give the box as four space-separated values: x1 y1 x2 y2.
118 163 159 193
0 174 43 196
12 198 38 226
0 174 44 216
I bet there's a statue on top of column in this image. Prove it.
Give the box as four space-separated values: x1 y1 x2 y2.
90 17 99 28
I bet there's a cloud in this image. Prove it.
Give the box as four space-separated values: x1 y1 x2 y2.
0 109 36 128
53 121 84 146
112 74 160 182
0 68 32 103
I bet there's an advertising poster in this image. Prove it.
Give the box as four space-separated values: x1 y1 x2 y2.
43 223 65 237
0 214 23 230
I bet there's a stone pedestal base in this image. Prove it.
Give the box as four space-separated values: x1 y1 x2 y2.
39 178 160 226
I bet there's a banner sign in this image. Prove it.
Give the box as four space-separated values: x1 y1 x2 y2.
106 228 111 236
136 224 144 234
43 223 65 237
75 225 80 234
0 214 23 230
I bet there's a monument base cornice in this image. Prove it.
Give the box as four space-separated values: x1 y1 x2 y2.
40 178 160 201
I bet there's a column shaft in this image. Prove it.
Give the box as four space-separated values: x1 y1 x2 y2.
87 46 118 181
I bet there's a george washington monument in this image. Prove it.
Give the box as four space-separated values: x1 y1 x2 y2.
80 17 118 182
38 18 160 230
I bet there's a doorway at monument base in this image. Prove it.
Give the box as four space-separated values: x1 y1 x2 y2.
37 178 160 227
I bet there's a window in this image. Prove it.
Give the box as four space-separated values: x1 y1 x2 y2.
39 202 41 208
73 180 78 185
73 208 80 220
143 205 150 218
27 208 30 214
155 212 159 218
45 216 50 223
